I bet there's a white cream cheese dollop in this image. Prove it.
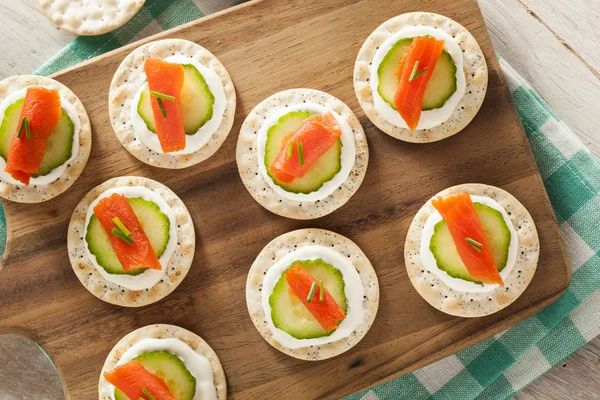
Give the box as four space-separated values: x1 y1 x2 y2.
261 245 365 349
256 103 356 202
84 186 177 291
130 55 226 155
0 87 81 186
419 195 518 293
370 26 467 130
106 338 217 400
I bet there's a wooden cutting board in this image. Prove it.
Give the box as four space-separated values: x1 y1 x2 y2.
0 0 571 398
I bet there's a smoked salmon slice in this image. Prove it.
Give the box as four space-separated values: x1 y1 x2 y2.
269 112 341 184
5 87 62 185
144 58 186 153
285 264 346 331
104 360 175 400
93 193 162 272
394 36 445 131
432 193 504 286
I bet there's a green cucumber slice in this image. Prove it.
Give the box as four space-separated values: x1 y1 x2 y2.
114 350 196 400
85 197 170 275
377 37 457 110
429 202 512 283
138 63 215 135
264 111 342 194
0 98 74 176
269 259 347 339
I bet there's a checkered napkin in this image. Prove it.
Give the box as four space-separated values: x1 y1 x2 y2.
25 1 600 398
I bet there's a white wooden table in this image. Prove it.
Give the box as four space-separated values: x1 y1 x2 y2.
1 1 599 399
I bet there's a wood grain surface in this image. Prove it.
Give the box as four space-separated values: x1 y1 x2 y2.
0 0 572 399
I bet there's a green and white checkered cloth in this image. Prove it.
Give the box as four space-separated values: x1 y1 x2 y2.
25 1 600 398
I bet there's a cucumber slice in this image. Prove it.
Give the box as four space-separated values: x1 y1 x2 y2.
138 63 215 135
85 197 170 275
0 98 74 176
269 259 347 339
264 111 342 194
429 202 511 283
377 37 457 111
114 350 196 400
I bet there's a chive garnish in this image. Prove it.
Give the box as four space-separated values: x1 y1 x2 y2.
156 98 167 118
319 280 324 302
17 117 30 139
286 142 293 159
306 281 317 303
465 237 483 247
297 141 304 166
141 388 156 400
408 61 428 82
423 34 431 38
24 118 31 139
112 217 131 238
150 90 175 102
467 242 482 254
111 227 134 245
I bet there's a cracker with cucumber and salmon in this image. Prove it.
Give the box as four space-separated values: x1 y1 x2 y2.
354 12 488 143
0 75 91 203
109 39 236 169
404 183 539 317
67 176 195 307
246 228 379 360
236 89 368 220
99 324 226 400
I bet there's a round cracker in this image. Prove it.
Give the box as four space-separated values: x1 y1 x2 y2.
354 12 488 143
0 75 92 203
98 324 227 400
38 0 146 36
404 183 539 317
109 39 236 169
246 228 379 360
236 89 368 220
67 176 195 307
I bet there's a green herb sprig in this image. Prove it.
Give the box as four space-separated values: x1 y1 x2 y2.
141 388 156 400
111 217 134 245
150 90 175 118
465 237 483 253
306 281 317 303
297 141 304 166
318 280 324 302
17 117 31 139
408 61 428 82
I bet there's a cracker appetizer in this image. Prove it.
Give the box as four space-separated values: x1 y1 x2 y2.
354 12 488 142
99 324 226 400
109 39 236 168
237 89 368 219
0 75 91 203
38 0 146 36
68 176 194 307
405 184 539 317
246 229 379 360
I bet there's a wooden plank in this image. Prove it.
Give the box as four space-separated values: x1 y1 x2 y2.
479 0 600 159
1 0 74 78
0 0 571 399
521 0 600 73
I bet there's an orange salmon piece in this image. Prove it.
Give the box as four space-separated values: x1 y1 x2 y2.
269 112 341 184
144 58 186 153
104 360 175 400
432 192 504 286
394 36 445 131
93 193 162 272
285 264 346 331
5 87 62 185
